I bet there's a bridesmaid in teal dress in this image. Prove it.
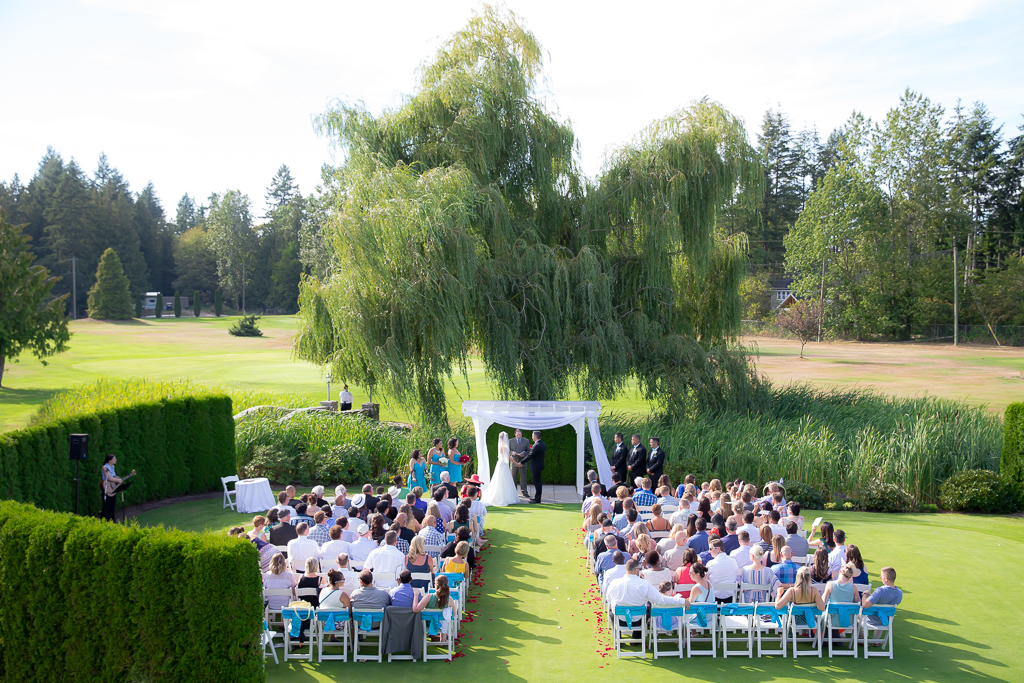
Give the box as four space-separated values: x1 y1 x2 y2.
446 437 464 484
409 449 427 492
427 438 445 486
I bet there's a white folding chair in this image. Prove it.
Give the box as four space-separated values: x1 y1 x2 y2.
720 603 755 658
261 620 279 665
740 582 772 604
684 603 718 657
792 555 808 566
861 605 897 659
316 610 350 662
612 605 647 658
712 582 739 603
649 530 671 541
424 544 445 559
649 607 685 658
262 588 293 632
825 603 861 657
788 604 823 658
282 605 316 662
661 504 678 514
753 604 788 657
636 505 654 522
352 609 386 662
221 475 239 510
422 608 455 661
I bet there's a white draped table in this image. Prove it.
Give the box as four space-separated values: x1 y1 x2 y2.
235 477 276 513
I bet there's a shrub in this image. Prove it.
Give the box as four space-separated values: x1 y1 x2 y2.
193 290 201 318
858 480 914 513
1003 402 1024 505
173 290 182 317
86 248 134 320
240 445 299 482
214 289 223 317
939 469 1018 514
135 296 142 318
229 314 264 337
4 379 234 515
0 500 262 682
918 503 939 513
824 502 837 510
782 481 825 509
312 443 374 485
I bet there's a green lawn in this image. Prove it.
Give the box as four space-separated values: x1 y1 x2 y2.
136 498 1023 682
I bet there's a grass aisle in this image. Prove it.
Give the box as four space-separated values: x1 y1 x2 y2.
136 500 1023 681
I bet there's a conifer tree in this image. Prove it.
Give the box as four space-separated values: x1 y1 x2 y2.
86 248 134 320
214 290 222 317
173 290 181 317
154 292 163 318
193 290 201 318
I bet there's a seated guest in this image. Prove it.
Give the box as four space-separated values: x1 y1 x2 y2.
594 535 620 581
629 527 653 561
656 486 680 508
721 519 740 554
645 504 671 533
784 521 809 558
347 523 379 568
363 530 406 587
580 470 607 498
641 550 674 587
600 550 627 592
607 473 628 501
284 485 300 508
331 485 348 518
758 525 773 554
394 512 415 552
350 569 391 609
605 559 688 613
433 471 458 503
684 518 710 555
730 530 753 573
318 569 353 611
809 547 831 584
632 478 657 507
657 524 685 553
822 563 858 604
583 502 603 533
675 474 697 499
462 494 486 539
738 510 758 539
347 504 363 527
335 553 360 595
697 496 712 523
828 529 849 577
766 535 785 569
269 509 298 547
844 544 870 592
411 487 428 512
308 511 331 546
669 500 692 527
861 566 902 627
275 491 296 519
336 516 357 544
808 520 836 551
615 504 637 532
770 546 799 591
683 562 714 605
298 557 326 605
706 538 740 603
309 485 328 509
766 509 785 537
784 501 804 530
662 530 689 571
389 569 427 610
775 566 825 613
441 527 477 572
319 525 351 571
709 504 727 538
447 503 472 536
418 515 446 556
361 484 379 516
440 541 471 578
741 546 772 602
368 513 388 543
286 522 320 573
262 553 297 609
405 494 425 523
293 503 315 528
673 548 699 598
612 486 630 516
583 483 613 517
405 537 435 590
426 502 446 535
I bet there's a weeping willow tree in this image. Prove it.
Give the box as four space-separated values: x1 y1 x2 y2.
295 6 764 424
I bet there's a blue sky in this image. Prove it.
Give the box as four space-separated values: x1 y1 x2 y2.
1 0 1021 217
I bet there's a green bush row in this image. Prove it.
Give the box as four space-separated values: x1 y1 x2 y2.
1003 402 1024 505
0 500 263 682
939 469 1018 513
0 380 234 515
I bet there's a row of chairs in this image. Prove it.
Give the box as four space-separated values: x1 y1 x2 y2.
610 601 896 659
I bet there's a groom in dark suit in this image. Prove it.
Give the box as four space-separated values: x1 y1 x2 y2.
520 430 546 504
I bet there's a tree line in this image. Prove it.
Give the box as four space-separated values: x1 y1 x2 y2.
731 91 1024 336
0 152 312 317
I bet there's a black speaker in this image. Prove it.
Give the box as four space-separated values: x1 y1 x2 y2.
69 433 89 461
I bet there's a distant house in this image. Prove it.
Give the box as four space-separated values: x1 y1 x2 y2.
142 292 189 312
769 277 797 311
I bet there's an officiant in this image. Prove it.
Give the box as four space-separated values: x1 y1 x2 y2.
509 428 530 498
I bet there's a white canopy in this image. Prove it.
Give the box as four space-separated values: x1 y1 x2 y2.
461 400 614 494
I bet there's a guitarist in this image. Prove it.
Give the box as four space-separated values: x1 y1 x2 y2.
101 454 135 521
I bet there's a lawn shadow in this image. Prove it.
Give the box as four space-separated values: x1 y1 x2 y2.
0 386 59 418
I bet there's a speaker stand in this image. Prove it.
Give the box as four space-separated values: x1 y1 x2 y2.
74 460 81 516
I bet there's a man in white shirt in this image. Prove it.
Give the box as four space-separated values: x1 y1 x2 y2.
767 510 786 537
274 491 296 520
339 384 354 411
730 530 753 573
363 531 406 587
600 551 628 593
738 512 759 540
705 538 740 602
319 525 351 571
285 522 321 573
828 529 848 577
347 523 379 568
606 560 687 615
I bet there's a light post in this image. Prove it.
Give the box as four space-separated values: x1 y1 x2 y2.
325 372 332 402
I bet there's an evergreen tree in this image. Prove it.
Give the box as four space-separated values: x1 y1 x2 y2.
265 165 299 214
135 296 142 318
91 154 149 293
758 107 804 263
86 248 134 320
173 290 181 318
41 159 93 316
0 210 71 387
175 193 198 234
154 292 163 318
134 183 174 294
214 289 222 317
193 290 201 318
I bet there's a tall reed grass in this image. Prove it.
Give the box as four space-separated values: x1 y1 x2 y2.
602 385 1003 503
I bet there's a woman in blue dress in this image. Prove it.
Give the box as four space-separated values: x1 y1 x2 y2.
446 437 464 484
409 449 427 492
427 438 445 486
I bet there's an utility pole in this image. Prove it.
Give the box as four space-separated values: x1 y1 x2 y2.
953 244 958 347
70 256 77 319
817 255 826 343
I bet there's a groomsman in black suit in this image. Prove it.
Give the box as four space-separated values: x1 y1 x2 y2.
609 432 629 484
646 437 666 482
627 434 647 487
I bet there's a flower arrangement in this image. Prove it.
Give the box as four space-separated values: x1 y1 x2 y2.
439 456 449 466
457 453 471 464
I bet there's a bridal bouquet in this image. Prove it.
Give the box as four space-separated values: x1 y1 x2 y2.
439 456 449 466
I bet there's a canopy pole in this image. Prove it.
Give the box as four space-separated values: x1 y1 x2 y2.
574 417 585 498
472 417 492 485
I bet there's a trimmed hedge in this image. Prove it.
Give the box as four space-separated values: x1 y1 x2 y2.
0 386 234 516
485 422 578 485
939 469 1018 513
0 500 263 682
1003 402 1024 505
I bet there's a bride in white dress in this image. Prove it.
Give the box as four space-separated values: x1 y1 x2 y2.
481 431 521 507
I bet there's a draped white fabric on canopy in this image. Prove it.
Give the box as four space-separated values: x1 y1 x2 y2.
461 400 614 495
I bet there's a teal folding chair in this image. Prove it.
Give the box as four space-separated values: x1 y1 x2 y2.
649 606 686 658
422 608 455 661
825 602 861 657
861 605 897 659
612 605 647 658
316 610 350 662
352 609 385 662
281 606 316 662
685 603 719 657
788 604 823 658
753 603 787 657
